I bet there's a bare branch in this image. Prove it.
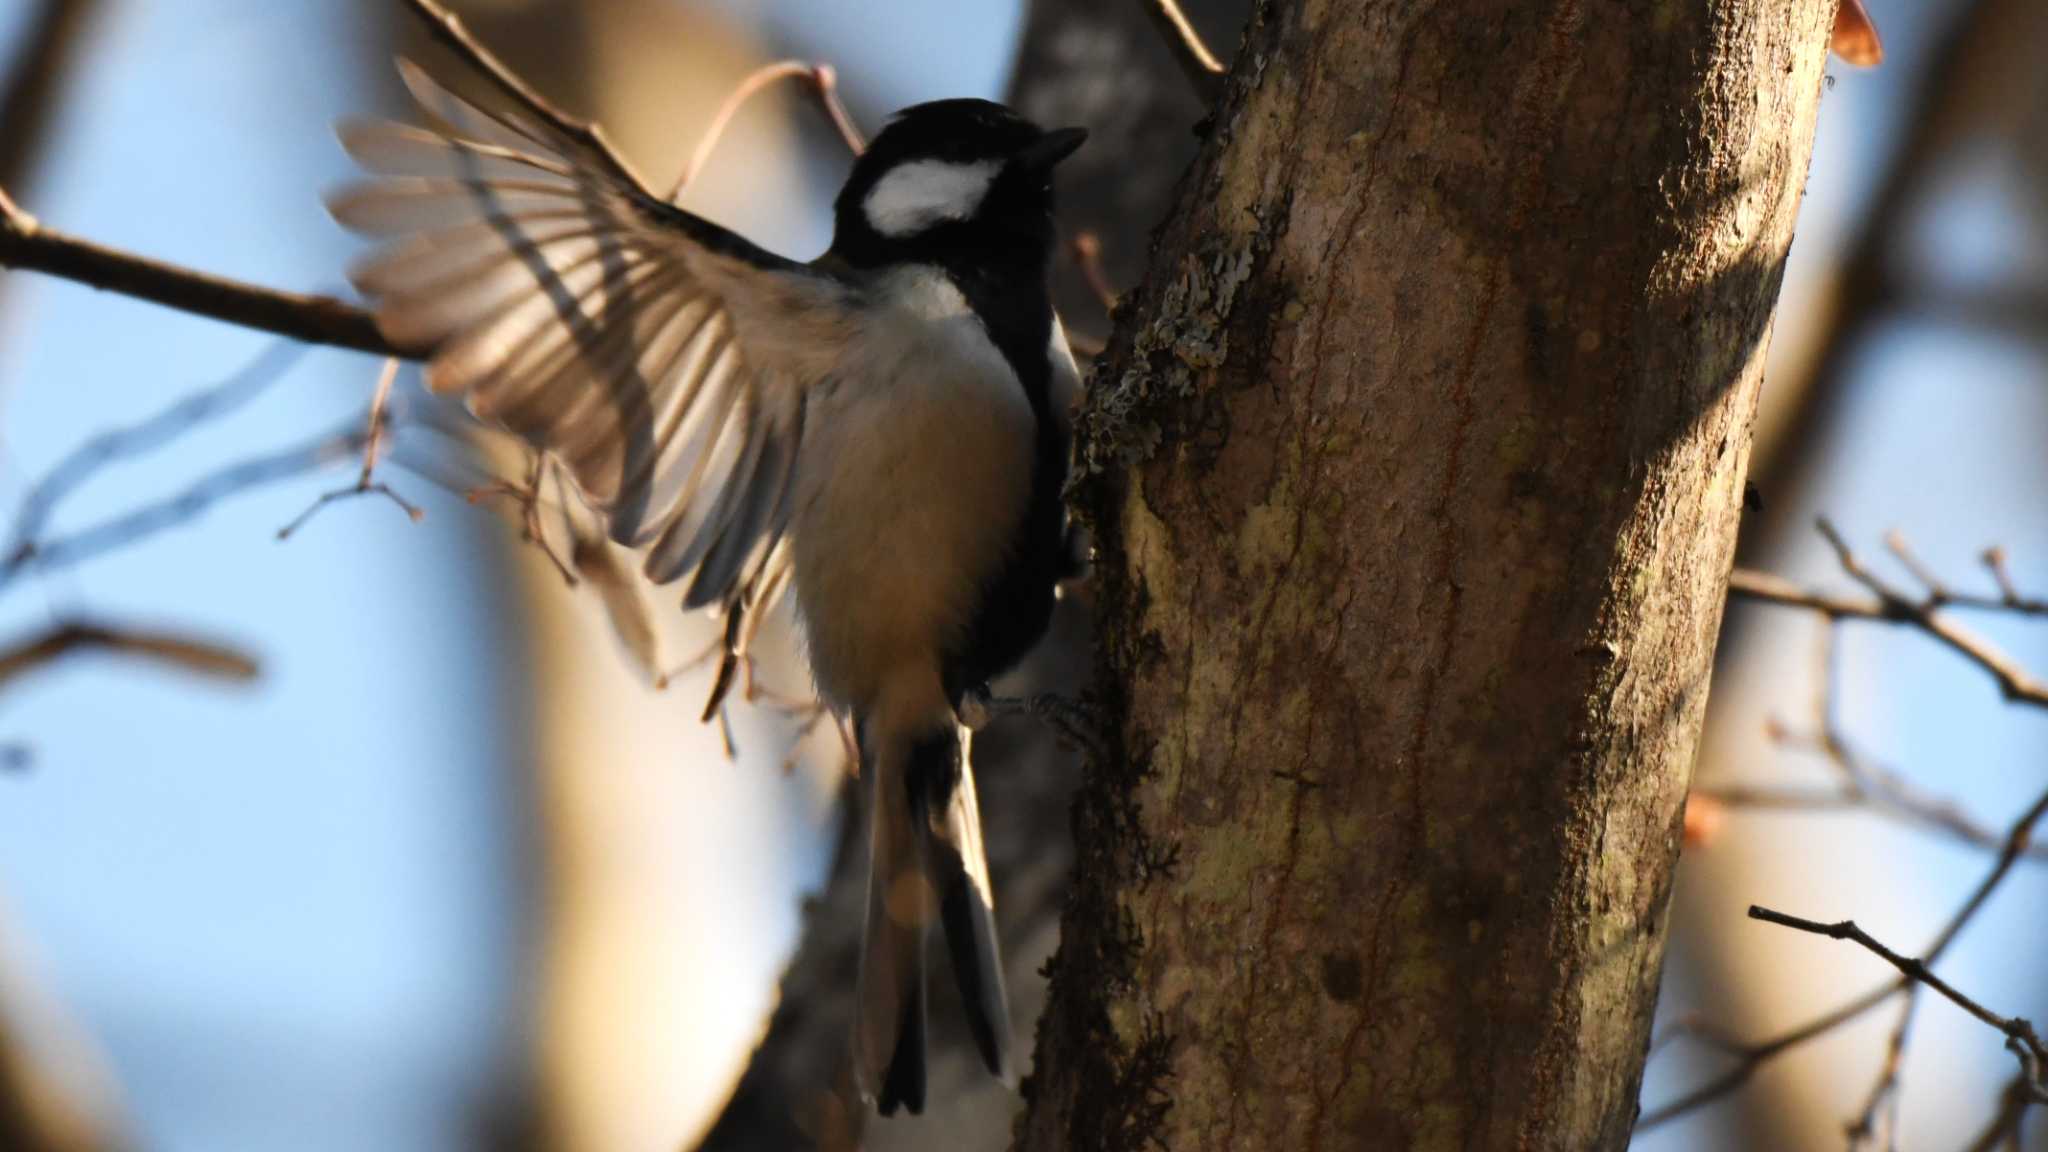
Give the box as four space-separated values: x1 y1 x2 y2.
276 358 424 538
1639 783 2048 1130
0 620 258 691
2 419 370 586
1749 906 2047 1095
1067 231 1118 314
1694 614 2048 861
0 187 399 356
672 60 864 200
6 340 311 566
1139 0 1226 102
1726 521 2048 708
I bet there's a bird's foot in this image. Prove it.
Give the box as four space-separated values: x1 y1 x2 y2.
958 686 1108 760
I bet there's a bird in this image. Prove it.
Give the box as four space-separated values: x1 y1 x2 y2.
327 60 1088 1116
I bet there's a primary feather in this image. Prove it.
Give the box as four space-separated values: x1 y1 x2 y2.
329 60 845 616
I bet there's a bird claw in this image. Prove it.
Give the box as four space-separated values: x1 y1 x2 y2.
958 686 1107 760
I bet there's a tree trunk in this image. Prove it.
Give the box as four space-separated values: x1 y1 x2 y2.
1019 0 1835 1148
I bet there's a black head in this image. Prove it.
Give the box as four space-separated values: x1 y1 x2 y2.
829 99 1086 274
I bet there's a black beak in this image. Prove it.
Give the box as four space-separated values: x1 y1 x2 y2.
1018 126 1088 172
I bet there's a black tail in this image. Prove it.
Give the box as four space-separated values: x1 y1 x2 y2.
853 721 1012 1115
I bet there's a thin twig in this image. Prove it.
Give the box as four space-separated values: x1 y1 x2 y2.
1726 521 2048 708
5 340 311 569
1068 232 1118 314
1638 783 2048 1130
0 620 257 691
1748 906 2048 1088
0 186 398 356
808 64 868 157
1636 982 1901 1129
1139 0 1226 102
1959 1078 2034 1152
1846 995 1915 1151
276 358 423 539
464 447 576 586
1696 609 2048 860
672 60 864 200
3 419 370 584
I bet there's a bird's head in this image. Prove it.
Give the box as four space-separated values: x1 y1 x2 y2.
830 99 1086 272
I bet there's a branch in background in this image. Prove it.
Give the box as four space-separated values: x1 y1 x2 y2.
1748 906 2047 1102
2 419 371 587
276 358 423 539
1693 589 2048 861
1727 519 2048 708
1139 0 1226 102
1652 521 2048 1134
1741 0 2030 524
672 59 863 199
1640 772 2048 1131
0 620 257 693
0 0 102 193
0 188 397 357
5 341 311 565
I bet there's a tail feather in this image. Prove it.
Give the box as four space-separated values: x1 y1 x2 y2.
855 724 931 1115
853 719 1012 1115
932 725 1013 1082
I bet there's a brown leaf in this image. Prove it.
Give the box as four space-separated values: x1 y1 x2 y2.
1831 0 1883 68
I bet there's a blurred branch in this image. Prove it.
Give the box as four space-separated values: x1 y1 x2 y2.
1744 0 2026 511
0 7 133 1149
0 620 257 692
276 358 423 539
1139 0 1226 102
672 59 863 200
0 188 397 357
1748 906 2047 1104
1693 596 2048 861
2 417 371 588
1961 1077 2037 1152
0 0 102 192
1726 519 2048 709
1640 771 2048 1131
5 341 311 564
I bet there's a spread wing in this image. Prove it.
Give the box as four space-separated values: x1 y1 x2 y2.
329 59 855 610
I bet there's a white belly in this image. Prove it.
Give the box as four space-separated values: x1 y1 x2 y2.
789 268 1035 718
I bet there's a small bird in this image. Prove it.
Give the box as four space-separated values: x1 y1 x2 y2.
329 61 1087 1116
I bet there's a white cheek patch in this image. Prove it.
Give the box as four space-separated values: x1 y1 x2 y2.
863 159 1001 237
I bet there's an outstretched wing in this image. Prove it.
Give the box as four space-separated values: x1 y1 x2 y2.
330 59 855 609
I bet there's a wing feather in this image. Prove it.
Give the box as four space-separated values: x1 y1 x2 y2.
332 57 850 615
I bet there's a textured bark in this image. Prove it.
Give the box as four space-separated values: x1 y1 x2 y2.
1019 1 1835 1149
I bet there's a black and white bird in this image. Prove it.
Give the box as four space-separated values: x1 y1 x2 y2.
328 62 1087 1115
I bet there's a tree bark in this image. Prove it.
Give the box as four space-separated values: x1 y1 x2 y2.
1019 1 1835 1149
